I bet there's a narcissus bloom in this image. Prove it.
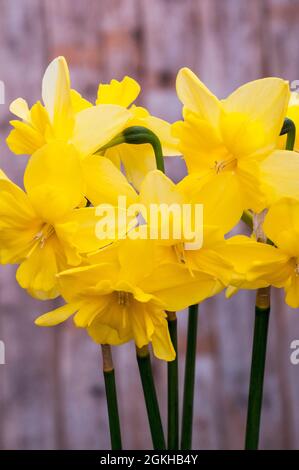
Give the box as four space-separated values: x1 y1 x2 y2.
7 56 178 190
0 142 105 299
173 68 299 212
243 199 299 308
215 199 299 307
96 76 179 189
7 56 130 157
35 239 221 361
138 169 241 285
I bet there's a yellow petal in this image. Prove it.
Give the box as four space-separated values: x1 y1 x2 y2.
187 247 233 286
6 120 46 155
72 104 131 157
42 56 73 138
24 142 84 222
218 235 291 288
261 150 299 205
176 67 221 125
278 94 299 151
138 170 188 242
285 274 299 308
16 236 62 299
74 296 111 328
70 89 92 112
263 198 299 256
96 76 140 108
0 172 40 263
10 98 30 121
82 155 138 206
223 78 289 151
183 171 243 233
140 170 186 207
57 205 130 254
141 263 223 311
113 143 157 190
237 157 267 212
130 301 155 349
118 239 160 285
35 303 77 326
87 296 132 345
172 112 223 175
58 263 118 303
101 146 121 169
151 315 176 361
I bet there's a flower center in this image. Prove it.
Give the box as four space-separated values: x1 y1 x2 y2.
118 291 133 306
295 262 299 276
214 157 237 174
174 242 187 264
34 223 55 247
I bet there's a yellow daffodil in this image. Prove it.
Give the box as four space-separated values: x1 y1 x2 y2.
138 169 241 285
35 239 221 361
0 142 112 299
173 68 299 212
7 56 179 191
7 56 131 155
241 198 299 308
215 234 289 293
213 198 299 308
96 76 179 188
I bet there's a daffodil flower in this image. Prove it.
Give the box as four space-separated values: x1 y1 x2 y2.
35 239 221 361
239 198 299 308
173 68 299 212
137 170 296 303
95 76 179 188
213 197 299 308
138 169 241 286
7 56 179 191
0 142 113 299
214 234 289 294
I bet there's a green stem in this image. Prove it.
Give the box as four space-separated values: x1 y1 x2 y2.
241 210 253 230
245 118 295 449
245 287 270 450
280 117 296 150
181 304 198 450
101 345 122 450
136 346 166 449
99 125 165 173
167 311 179 449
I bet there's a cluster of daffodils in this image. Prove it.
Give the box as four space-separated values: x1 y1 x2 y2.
2 57 299 361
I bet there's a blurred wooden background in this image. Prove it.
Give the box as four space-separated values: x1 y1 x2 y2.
0 0 299 450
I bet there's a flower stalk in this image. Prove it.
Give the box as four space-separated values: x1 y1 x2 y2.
280 117 296 150
245 117 296 449
101 345 122 450
136 346 166 449
245 287 270 449
99 125 165 173
166 311 179 449
181 304 198 450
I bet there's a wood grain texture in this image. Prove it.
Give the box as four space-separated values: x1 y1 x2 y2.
0 0 299 449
